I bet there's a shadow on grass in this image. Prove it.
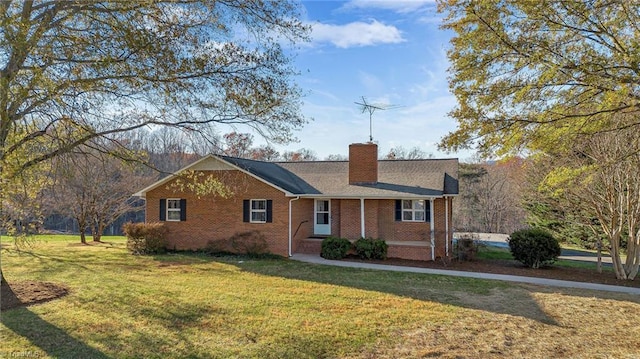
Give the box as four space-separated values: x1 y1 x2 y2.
186 255 562 326
152 253 640 326
1 307 109 359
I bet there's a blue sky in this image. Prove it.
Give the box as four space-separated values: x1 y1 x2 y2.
264 0 469 160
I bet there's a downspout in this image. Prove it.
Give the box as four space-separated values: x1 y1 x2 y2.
360 198 366 238
445 197 449 257
430 198 435 261
288 196 300 257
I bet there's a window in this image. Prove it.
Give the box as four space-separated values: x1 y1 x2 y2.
316 200 329 225
401 200 426 222
243 199 272 223
251 199 267 223
160 198 186 222
167 199 182 221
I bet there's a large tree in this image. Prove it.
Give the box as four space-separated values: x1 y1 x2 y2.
537 122 640 280
437 0 639 157
1 0 309 178
438 0 640 279
47 146 150 244
1 0 308 283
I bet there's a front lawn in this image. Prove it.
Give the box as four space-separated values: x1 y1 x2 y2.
1 235 639 358
477 244 614 271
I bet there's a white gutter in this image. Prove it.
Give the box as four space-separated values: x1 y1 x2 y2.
445 197 449 257
430 198 435 261
288 194 444 200
360 198 366 238
288 196 300 257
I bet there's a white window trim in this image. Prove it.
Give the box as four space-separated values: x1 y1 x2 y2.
250 199 267 223
402 199 426 222
166 198 182 222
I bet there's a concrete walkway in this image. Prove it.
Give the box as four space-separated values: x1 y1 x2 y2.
289 254 640 295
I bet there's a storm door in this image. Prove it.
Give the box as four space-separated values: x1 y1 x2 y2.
314 199 331 235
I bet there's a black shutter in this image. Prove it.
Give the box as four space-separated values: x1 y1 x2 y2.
160 199 166 221
425 200 430 222
180 199 187 221
266 200 273 223
395 200 402 221
243 200 250 222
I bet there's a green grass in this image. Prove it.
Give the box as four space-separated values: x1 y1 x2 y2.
476 245 514 260
1 235 639 358
476 244 614 271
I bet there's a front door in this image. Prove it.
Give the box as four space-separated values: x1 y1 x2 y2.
314 199 331 235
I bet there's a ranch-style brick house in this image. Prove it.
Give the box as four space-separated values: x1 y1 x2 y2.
135 143 459 261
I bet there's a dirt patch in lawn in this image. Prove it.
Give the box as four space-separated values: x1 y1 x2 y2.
1 280 69 311
342 256 640 288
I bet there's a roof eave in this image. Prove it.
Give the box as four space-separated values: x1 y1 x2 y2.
134 154 296 199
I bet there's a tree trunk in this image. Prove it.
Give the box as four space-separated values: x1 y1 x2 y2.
596 238 602 274
78 218 87 244
92 221 104 242
75 211 89 244
609 233 628 280
92 232 101 242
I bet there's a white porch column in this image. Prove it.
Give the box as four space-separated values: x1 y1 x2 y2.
288 196 300 257
430 198 435 261
360 198 366 238
445 197 449 257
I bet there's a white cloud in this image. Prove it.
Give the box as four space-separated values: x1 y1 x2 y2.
342 0 436 14
311 20 405 48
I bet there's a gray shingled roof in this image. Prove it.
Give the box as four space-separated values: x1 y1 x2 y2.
277 159 459 198
222 156 459 198
220 156 321 195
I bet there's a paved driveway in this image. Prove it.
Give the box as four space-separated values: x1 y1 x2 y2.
456 232 612 265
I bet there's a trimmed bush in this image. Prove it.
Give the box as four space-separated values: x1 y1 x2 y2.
229 231 269 256
123 222 168 255
321 236 352 260
354 237 388 260
508 228 561 268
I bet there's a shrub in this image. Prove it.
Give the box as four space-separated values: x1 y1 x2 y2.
204 239 233 256
321 236 352 260
454 233 480 261
229 231 269 256
508 228 561 268
123 222 168 255
353 237 388 260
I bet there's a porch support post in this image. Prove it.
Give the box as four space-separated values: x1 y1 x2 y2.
445 197 449 257
430 198 435 261
288 196 300 257
360 198 366 238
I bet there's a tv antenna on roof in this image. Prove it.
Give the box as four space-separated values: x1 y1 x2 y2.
355 96 402 142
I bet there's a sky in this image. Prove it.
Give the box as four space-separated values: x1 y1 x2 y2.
262 0 472 161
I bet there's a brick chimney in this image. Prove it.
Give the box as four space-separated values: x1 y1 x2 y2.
349 143 378 184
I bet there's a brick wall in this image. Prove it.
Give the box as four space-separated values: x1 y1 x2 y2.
291 198 314 252
348 143 378 184
339 199 361 238
145 170 291 256
331 199 341 236
144 170 455 261
387 245 432 261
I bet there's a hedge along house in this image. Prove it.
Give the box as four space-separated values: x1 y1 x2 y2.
134 143 459 261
